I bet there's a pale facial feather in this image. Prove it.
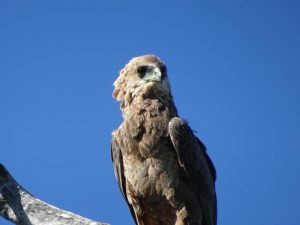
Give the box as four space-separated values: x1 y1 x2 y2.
113 55 171 104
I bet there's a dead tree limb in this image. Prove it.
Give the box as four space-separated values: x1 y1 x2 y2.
0 164 109 225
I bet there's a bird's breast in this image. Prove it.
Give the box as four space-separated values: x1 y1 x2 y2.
118 99 180 199
123 143 180 201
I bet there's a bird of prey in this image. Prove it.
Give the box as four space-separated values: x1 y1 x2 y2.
111 55 217 225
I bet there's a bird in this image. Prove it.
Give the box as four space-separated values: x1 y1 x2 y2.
111 55 217 225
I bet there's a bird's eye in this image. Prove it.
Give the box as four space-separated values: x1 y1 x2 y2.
137 66 148 78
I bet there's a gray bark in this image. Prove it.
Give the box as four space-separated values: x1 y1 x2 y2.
0 164 109 225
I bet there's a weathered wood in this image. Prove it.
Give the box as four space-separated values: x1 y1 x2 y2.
0 164 109 225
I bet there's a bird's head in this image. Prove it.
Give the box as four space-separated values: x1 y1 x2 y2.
113 55 172 104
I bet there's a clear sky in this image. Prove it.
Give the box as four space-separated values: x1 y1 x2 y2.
0 1 299 225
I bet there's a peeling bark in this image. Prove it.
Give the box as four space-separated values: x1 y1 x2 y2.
0 164 109 225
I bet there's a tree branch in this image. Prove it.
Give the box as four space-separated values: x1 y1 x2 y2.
0 164 109 225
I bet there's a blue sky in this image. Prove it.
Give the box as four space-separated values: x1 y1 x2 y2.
0 1 299 225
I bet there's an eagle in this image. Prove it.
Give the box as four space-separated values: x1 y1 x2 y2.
111 55 217 225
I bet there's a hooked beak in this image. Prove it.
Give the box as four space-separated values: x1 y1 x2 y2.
144 67 162 83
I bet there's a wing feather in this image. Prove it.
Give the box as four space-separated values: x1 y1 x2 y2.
111 137 138 225
168 117 217 225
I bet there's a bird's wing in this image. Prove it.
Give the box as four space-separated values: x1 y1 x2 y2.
111 136 138 225
168 117 217 225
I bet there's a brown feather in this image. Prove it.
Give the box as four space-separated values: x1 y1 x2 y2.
111 55 217 225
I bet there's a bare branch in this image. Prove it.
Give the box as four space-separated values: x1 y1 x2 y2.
0 164 109 225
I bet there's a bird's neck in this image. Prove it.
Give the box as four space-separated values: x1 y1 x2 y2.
118 97 175 158
121 95 177 119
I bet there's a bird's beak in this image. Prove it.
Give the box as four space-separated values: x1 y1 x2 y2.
144 67 162 83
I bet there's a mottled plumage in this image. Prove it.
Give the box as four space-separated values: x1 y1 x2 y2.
111 55 217 225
